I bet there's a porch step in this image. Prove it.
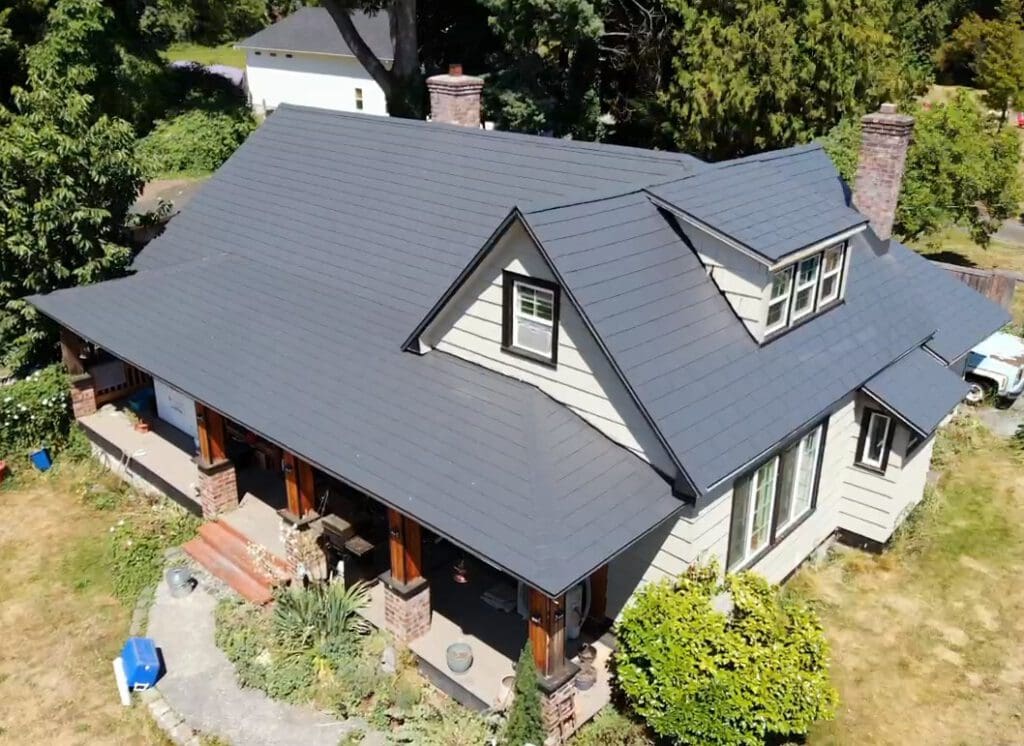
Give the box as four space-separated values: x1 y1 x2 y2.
183 521 277 605
213 519 293 576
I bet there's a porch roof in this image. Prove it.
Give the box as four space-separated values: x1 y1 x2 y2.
31 253 681 597
863 347 968 436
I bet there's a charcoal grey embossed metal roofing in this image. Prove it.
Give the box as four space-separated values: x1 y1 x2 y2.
28 105 1006 592
863 348 969 436
236 7 394 61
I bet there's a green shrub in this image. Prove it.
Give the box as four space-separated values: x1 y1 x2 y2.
273 580 370 656
0 365 72 460
503 641 544 746
137 107 255 178
614 561 837 746
391 700 497 745
571 708 651 746
107 502 200 604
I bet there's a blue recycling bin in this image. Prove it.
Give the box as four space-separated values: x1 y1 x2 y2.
121 637 160 690
28 448 51 472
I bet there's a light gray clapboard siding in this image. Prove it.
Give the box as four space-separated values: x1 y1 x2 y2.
836 394 935 542
421 220 675 474
687 228 769 339
607 389 941 615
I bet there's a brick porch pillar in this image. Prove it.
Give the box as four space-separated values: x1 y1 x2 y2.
381 507 431 642
70 373 97 419
195 403 238 518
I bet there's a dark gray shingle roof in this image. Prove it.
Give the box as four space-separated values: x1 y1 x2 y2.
863 348 968 435
31 254 680 597
237 7 393 61
648 144 866 262
519 196 1006 493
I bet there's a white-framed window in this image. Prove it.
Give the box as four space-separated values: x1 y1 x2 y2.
763 242 847 337
355 88 364 111
766 267 793 332
817 245 844 308
791 254 821 321
728 423 825 570
503 271 559 364
856 409 893 471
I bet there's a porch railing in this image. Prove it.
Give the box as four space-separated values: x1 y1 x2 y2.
94 361 153 407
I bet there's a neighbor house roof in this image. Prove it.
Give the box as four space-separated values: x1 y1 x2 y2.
863 348 968 436
236 7 394 61
28 105 1007 592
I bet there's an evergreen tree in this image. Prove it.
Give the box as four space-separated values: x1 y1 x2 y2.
503 641 545 746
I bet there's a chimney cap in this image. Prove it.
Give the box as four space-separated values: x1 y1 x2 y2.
879 102 898 114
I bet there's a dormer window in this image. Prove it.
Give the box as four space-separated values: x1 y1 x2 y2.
502 271 560 366
764 242 847 338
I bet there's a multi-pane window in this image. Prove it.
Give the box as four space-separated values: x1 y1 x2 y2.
765 242 847 336
766 267 793 332
856 409 893 471
791 255 821 321
818 245 844 307
728 423 825 570
502 272 559 364
355 88 364 111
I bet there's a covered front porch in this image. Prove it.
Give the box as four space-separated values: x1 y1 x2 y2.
63 331 614 739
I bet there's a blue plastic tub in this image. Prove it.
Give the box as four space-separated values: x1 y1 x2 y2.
121 637 161 690
29 448 51 472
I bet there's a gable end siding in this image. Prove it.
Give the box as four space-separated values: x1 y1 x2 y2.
421 221 675 474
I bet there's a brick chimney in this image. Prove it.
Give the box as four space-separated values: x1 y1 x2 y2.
426 64 483 128
852 103 915 242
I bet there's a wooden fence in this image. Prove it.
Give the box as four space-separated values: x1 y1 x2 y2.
930 261 1020 312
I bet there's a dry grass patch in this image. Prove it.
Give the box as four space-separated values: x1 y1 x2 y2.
790 415 1024 745
0 461 170 745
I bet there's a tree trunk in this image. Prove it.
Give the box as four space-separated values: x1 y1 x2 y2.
322 0 424 119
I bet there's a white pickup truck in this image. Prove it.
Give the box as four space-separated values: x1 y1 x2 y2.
964 331 1024 404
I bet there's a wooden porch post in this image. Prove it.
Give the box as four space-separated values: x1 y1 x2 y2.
387 507 423 586
529 588 568 679
589 564 609 622
195 403 227 465
283 452 316 518
59 328 88 376
194 403 238 519
61 329 97 419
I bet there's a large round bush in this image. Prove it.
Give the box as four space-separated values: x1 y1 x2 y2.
614 562 837 746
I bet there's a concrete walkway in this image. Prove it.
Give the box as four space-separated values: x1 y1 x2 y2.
147 581 382 746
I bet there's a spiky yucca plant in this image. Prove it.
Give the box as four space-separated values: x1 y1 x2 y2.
273 579 370 656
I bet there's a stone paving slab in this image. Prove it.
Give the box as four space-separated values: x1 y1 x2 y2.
147 579 382 746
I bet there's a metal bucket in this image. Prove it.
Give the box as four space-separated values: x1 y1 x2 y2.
165 566 195 598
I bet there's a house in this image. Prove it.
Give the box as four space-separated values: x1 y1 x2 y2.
29 71 1007 740
236 7 390 116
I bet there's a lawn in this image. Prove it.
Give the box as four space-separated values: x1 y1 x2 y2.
162 42 246 69
0 461 180 745
789 414 1024 745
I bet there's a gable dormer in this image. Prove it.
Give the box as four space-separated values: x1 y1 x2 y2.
412 215 677 476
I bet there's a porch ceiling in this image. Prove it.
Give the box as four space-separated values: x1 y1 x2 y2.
30 254 681 597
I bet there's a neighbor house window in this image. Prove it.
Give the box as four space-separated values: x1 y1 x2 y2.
355 88 364 111
856 408 893 472
728 422 826 571
764 242 847 337
501 271 560 365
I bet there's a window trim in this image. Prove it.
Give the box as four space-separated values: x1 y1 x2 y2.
790 254 821 322
763 242 848 339
765 266 794 334
726 419 829 572
501 271 560 367
855 407 895 473
816 244 845 309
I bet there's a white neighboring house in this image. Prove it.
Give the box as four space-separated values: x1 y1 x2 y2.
236 7 390 116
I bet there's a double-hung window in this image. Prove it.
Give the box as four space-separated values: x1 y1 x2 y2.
817 245 844 307
764 242 847 336
355 88 364 111
728 423 826 571
856 408 893 472
766 267 793 333
791 255 821 321
502 271 559 365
